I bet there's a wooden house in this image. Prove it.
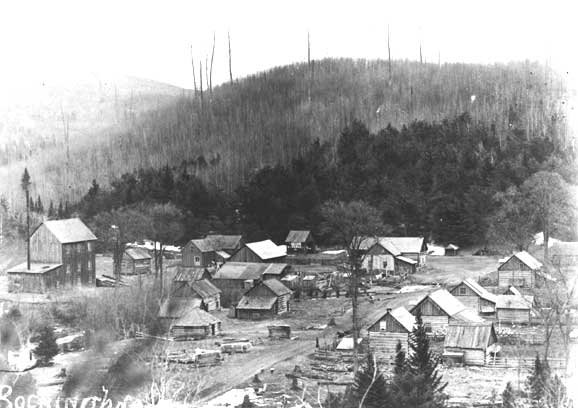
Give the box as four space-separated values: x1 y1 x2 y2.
235 279 292 320
550 242 578 268
171 309 222 340
361 239 401 276
359 236 428 268
7 263 62 293
368 307 416 362
285 230 316 253
182 235 243 267
121 247 151 275
495 295 532 324
8 218 97 293
410 289 484 332
229 240 287 263
443 322 498 366
212 262 288 307
445 244 460 256
450 279 497 316
497 251 543 288
170 278 222 311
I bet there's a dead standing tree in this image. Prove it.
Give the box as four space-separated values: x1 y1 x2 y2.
228 30 233 84
209 32 215 95
321 200 385 373
190 45 197 93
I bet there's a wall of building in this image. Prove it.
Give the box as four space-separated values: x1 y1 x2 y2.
368 332 409 363
496 308 530 324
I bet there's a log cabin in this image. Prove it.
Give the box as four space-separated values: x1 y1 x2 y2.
358 236 428 270
170 308 222 340
181 235 243 267
410 289 484 332
368 307 415 363
497 251 543 288
450 279 497 316
121 247 151 275
285 230 316 253
8 218 97 293
443 322 498 366
228 240 287 263
235 279 292 320
170 278 222 311
495 295 532 324
445 244 460 256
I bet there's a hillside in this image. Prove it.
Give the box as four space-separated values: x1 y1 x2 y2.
0 58 571 209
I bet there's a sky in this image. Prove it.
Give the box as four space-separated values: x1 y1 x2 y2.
0 0 576 91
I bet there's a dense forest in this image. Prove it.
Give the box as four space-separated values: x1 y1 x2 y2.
5 110 574 252
0 58 571 212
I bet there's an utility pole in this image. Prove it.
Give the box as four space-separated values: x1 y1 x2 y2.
21 168 31 270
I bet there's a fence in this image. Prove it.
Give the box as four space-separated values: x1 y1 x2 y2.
485 356 567 370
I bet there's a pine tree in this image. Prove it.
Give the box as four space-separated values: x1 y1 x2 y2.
502 382 517 408
34 325 59 366
394 340 407 377
547 374 572 408
526 354 551 404
36 195 44 213
351 352 390 408
48 201 56 218
57 201 64 218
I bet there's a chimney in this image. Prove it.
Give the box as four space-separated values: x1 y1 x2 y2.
386 308 392 313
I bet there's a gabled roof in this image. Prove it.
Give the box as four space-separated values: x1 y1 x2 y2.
158 298 202 319
215 250 231 260
358 237 425 254
205 235 243 251
446 244 459 250
189 239 214 253
370 307 416 332
173 266 211 282
495 295 532 310
213 262 288 280
39 218 97 243
125 247 152 260
412 289 467 318
455 279 497 303
190 279 221 299
245 240 287 260
444 322 496 350
174 308 221 327
501 251 543 270
261 279 293 296
504 286 522 297
285 230 312 243
396 256 417 265
236 296 277 310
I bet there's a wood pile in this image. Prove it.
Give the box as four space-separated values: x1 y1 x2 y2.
96 275 129 287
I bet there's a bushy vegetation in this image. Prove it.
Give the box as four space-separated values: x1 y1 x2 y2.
33 325 59 366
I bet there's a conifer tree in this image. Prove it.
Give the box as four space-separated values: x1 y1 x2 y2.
547 374 572 408
394 340 407 377
36 195 44 213
352 352 390 408
526 354 551 403
502 382 517 408
57 201 64 218
48 201 56 218
34 325 59 366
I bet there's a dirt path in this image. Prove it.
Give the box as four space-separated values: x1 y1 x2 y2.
195 337 315 403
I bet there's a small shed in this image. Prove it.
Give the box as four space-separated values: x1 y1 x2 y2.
182 239 215 267
497 251 543 288
169 279 221 311
368 307 416 362
170 308 222 340
122 247 151 275
495 295 532 324
7 263 62 293
268 325 292 339
450 279 497 316
394 256 417 275
229 240 287 263
235 279 292 320
410 289 484 332
445 244 460 256
443 322 498 366
285 230 316 253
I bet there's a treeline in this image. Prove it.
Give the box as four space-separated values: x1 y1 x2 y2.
29 112 571 250
0 59 570 211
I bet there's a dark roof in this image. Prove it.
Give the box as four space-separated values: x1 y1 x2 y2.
189 239 214 252
158 298 202 319
40 218 97 243
261 279 293 296
213 262 288 280
369 307 415 332
174 308 221 327
444 322 496 350
190 279 221 299
205 235 243 251
125 247 152 260
172 266 210 282
285 230 312 243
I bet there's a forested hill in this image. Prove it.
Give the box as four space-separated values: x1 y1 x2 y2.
0 58 571 209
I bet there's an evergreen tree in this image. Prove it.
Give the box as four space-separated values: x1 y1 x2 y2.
547 374 572 408
394 340 407 377
57 201 64 218
526 354 551 404
36 195 44 213
48 201 56 218
502 382 517 408
34 325 59 366
351 352 390 408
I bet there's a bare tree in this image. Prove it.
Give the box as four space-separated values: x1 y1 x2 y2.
190 45 197 93
209 32 215 95
199 60 204 102
387 24 392 79
228 30 233 84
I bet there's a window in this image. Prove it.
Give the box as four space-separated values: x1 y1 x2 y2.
424 322 432 333
194 256 201 265
87 242 93 252
459 287 466 295
379 321 387 331
87 261 92 272
382 261 388 269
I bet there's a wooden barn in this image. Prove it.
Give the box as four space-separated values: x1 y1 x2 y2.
443 322 498 366
450 279 497 316
445 244 460 256
171 309 222 340
495 295 532 324
170 278 222 311
368 307 416 362
121 247 151 275
497 251 543 288
550 242 578 268
7 263 62 293
229 240 287 263
212 262 287 307
410 289 484 332
181 235 243 267
285 230 316 253
8 218 97 293
235 279 292 320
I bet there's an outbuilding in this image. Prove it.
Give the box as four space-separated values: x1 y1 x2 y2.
445 244 460 256
497 251 543 288
170 308 222 340
368 307 415 362
229 240 287 263
443 322 498 366
450 279 497 316
170 279 222 311
495 295 532 324
285 230 316 253
122 247 152 275
235 279 292 320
